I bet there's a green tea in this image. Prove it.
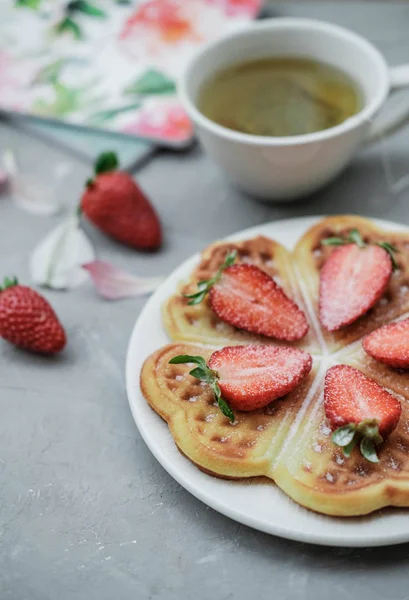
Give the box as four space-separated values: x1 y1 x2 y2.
197 57 363 137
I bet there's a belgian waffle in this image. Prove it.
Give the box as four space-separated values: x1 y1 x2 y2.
163 235 320 353
293 215 409 352
140 216 409 517
141 343 321 479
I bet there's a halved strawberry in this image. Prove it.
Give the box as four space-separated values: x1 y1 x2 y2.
324 365 401 462
319 244 392 331
210 264 309 340
363 318 409 368
184 252 309 341
170 345 312 420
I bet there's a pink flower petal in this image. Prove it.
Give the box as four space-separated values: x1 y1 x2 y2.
82 261 163 300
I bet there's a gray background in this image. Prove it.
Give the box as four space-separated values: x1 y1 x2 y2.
2 3 409 599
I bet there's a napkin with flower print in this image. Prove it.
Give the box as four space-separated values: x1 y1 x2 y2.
0 0 263 146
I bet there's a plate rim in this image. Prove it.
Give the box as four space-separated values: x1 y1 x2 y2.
126 214 409 547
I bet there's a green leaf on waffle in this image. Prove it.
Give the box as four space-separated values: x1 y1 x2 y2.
322 229 398 270
183 250 237 306
212 381 235 422
169 354 234 422
321 236 346 246
377 241 399 271
360 437 379 463
331 424 356 447
332 418 383 462
343 437 359 458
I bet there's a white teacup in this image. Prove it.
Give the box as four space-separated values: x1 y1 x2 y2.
179 18 409 201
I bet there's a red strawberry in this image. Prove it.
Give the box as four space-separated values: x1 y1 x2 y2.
0 277 66 354
170 345 312 419
206 263 307 340
80 151 161 250
363 318 409 368
319 244 392 331
208 345 312 410
184 252 308 341
324 365 401 462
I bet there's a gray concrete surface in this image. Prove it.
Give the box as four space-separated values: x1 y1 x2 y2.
2 3 409 599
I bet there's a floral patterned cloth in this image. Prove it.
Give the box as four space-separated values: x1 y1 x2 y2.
0 0 262 145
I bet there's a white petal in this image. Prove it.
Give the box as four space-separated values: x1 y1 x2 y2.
30 216 95 289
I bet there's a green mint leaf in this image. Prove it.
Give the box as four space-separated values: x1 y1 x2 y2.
332 424 357 447
125 69 176 96
184 289 208 306
189 367 216 384
321 237 346 246
94 151 119 175
348 229 365 248
360 437 379 463
224 250 237 267
67 0 106 17
212 382 235 422
169 355 206 368
357 419 383 445
342 437 358 458
377 242 399 271
183 250 237 306
55 16 82 40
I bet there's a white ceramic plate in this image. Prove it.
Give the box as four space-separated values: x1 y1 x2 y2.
126 215 409 547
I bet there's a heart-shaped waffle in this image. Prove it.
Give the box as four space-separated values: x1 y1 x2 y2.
141 216 409 516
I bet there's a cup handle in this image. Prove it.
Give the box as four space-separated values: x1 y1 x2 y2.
366 64 409 143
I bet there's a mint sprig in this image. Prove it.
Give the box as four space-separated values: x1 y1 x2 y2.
183 250 237 306
377 241 399 270
169 354 235 422
321 229 399 271
332 418 383 463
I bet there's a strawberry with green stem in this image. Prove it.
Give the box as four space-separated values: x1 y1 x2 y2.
80 151 162 250
325 365 401 463
0 277 66 353
184 252 309 341
319 229 398 331
170 345 313 422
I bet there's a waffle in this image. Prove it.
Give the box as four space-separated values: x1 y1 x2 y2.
163 236 320 354
139 216 409 517
293 215 409 352
141 343 321 479
273 368 409 516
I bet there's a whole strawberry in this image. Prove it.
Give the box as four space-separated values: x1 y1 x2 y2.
0 277 66 354
80 152 162 250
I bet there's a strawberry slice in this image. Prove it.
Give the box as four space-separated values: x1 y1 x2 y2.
324 365 401 462
170 345 312 419
208 264 309 341
363 318 409 368
319 244 392 331
209 345 312 411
